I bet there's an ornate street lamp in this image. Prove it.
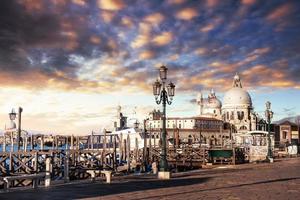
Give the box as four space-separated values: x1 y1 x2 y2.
265 101 274 162
152 65 175 178
9 107 23 151
9 109 17 121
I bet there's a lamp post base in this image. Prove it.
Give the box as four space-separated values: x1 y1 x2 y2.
158 171 171 180
267 157 274 163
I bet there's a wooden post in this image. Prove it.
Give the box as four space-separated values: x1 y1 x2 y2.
9 152 13 174
103 132 107 155
41 135 44 151
64 151 70 183
24 136 28 152
10 132 14 152
176 129 179 148
3 135 6 152
76 136 79 150
55 136 58 150
52 136 55 150
71 135 74 150
91 132 94 150
34 151 38 173
126 135 130 172
143 130 147 168
153 133 156 148
113 135 116 170
119 133 123 163
65 136 69 150
45 157 51 187
149 131 152 162
135 137 138 163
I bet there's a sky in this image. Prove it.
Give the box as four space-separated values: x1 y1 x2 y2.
0 0 299 135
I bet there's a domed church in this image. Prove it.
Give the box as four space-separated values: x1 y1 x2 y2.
197 89 222 119
198 73 257 133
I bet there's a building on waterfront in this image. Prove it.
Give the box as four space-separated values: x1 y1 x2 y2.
146 109 230 146
274 121 300 146
146 73 270 147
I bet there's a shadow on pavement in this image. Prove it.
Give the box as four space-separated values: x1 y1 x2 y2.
136 176 300 200
0 176 211 200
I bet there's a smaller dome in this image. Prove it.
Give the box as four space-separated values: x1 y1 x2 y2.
204 98 222 109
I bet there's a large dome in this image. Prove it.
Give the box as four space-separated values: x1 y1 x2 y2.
223 73 252 107
223 87 252 106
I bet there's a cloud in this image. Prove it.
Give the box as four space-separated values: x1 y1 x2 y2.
266 3 293 22
131 35 150 48
167 0 185 5
72 0 86 6
144 13 165 26
152 32 173 46
200 24 215 32
97 0 125 11
206 0 219 8
176 7 199 20
89 35 102 44
139 50 156 59
100 10 115 23
241 0 256 6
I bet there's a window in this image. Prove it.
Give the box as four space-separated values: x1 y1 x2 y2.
179 124 182 129
230 111 234 120
226 112 229 120
283 131 287 139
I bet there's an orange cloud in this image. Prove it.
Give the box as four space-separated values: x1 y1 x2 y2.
100 10 115 23
72 0 86 6
139 50 155 59
89 35 101 44
194 48 207 55
266 3 292 21
61 31 79 50
144 13 165 26
121 16 134 28
250 47 270 55
131 35 150 48
18 0 44 12
167 0 185 5
168 54 179 61
152 32 173 46
176 8 199 20
200 24 215 32
206 0 219 8
97 0 125 11
241 0 256 5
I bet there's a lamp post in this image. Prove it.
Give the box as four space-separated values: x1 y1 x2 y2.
152 65 175 178
265 101 274 162
9 107 23 151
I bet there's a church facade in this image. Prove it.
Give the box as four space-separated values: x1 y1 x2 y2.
197 73 258 133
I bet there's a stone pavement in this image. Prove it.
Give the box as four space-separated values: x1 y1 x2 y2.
1 157 300 200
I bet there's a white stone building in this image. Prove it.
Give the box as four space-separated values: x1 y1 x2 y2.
221 73 257 133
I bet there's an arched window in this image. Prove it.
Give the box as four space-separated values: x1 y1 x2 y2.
230 111 234 120
240 125 247 130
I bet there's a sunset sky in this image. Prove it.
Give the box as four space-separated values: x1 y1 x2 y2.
0 0 299 134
